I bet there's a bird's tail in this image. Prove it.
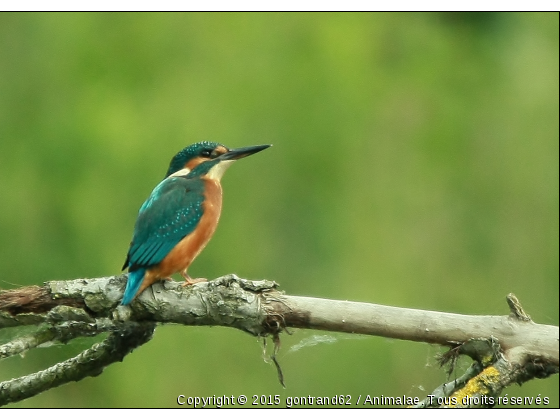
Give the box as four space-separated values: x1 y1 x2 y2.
121 268 146 305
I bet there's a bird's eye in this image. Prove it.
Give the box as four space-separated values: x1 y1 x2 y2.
201 149 212 157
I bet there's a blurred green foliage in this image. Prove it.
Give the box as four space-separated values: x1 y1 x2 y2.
0 12 557 408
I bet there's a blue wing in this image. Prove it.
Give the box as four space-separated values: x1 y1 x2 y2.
122 176 205 272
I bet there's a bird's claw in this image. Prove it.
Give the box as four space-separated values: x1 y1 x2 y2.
181 278 208 286
181 272 208 286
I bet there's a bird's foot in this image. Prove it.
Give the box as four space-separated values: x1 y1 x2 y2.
181 272 208 286
181 278 207 286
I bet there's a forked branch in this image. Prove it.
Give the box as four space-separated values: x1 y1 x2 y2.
0 274 558 407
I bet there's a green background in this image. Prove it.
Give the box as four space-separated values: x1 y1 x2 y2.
0 12 558 408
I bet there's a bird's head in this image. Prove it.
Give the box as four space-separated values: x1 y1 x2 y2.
186 144 272 181
165 141 229 178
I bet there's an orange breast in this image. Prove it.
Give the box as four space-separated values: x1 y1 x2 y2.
149 179 223 279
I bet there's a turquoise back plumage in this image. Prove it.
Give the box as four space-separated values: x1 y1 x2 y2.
124 175 206 271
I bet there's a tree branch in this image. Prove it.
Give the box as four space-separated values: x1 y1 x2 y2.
0 321 155 406
0 274 558 407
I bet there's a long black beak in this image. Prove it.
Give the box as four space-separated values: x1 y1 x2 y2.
219 144 272 161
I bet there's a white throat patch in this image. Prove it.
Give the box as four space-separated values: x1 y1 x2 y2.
168 168 191 178
206 160 235 181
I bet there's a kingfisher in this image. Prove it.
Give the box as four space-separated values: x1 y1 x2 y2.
121 142 271 305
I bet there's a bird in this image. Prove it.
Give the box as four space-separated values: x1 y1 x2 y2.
121 142 271 305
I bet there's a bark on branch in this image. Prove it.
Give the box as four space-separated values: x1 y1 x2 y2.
0 274 558 407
